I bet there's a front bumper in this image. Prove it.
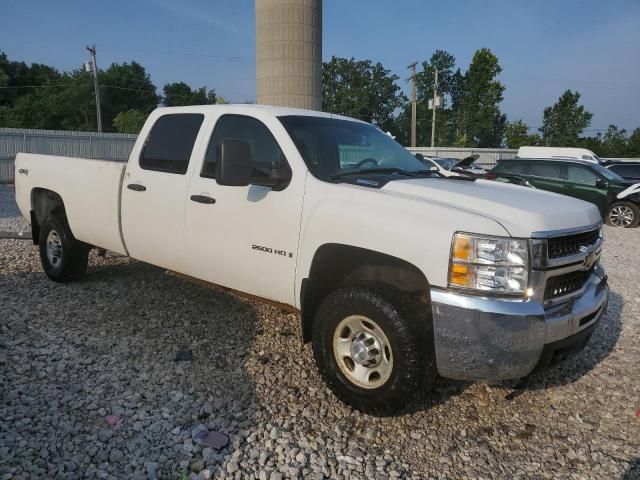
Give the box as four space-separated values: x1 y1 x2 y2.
430 264 608 381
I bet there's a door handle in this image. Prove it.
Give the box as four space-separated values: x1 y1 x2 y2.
127 183 146 192
190 195 216 204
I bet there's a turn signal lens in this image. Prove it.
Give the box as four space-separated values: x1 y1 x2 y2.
452 235 470 262
449 263 472 287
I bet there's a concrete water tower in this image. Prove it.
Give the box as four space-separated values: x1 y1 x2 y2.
256 0 322 111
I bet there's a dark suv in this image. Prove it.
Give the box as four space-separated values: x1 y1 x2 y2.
602 161 640 181
490 158 640 227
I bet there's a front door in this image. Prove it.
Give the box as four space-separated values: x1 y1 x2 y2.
121 112 207 272
183 114 305 306
563 165 608 214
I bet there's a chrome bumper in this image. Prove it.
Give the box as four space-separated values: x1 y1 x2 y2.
430 265 608 381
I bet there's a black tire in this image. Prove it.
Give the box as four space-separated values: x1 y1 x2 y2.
312 287 436 415
38 213 90 282
605 201 640 228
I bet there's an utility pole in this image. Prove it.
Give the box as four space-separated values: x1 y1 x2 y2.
86 45 102 132
407 62 417 148
431 68 438 148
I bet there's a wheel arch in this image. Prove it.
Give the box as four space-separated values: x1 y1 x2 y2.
30 188 66 244
300 243 431 343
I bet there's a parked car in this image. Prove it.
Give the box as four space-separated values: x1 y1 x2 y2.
431 154 487 177
490 158 640 227
15 105 608 414
517 146 601 163
413 153 454 176
602 161 640 181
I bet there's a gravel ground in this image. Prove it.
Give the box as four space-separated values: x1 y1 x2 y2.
1 184 639 479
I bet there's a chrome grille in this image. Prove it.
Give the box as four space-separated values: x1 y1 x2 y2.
547 228 600 260
544 268 593 300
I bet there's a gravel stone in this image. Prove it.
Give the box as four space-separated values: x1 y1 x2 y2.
0 184 638 479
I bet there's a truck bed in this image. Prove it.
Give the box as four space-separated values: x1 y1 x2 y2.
14 153 128 255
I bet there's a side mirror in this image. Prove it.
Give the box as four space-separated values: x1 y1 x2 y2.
217 139 253 187
253 163 292 191
595 178 607 188
414 153 425 161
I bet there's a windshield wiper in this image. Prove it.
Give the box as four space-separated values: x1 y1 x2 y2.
329 168 436 181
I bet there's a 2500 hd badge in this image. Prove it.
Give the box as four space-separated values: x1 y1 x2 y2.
252 244 293 258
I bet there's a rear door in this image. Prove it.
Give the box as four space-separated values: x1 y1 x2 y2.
525 161 566 194
121 112 207 272
183 113 305 305
563 164 608 214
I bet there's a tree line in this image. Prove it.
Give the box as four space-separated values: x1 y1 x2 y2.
322 50 640 157
1 50 638 156
0 51 224 134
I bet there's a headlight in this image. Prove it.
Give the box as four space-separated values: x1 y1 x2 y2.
448 233 529 295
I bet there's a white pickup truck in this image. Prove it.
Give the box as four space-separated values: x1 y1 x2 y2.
15 105 609 414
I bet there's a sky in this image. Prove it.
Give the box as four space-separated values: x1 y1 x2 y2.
1 0 639 133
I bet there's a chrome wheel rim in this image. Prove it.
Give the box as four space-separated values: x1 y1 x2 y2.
609 205 634 227
46 230 63 267
332 315 393 389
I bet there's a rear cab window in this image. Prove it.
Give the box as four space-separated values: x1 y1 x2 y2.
140 114 204 174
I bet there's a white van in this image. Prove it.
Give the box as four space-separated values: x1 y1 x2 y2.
517 146 601 163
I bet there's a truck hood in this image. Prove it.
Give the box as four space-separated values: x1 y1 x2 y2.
380 178 602 237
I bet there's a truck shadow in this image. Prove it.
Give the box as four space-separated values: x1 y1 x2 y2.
506 289 623 391
1 257 260 480
623 458 640 480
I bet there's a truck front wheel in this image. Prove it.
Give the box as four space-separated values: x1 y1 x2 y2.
312 287 436 415
38 214 90 282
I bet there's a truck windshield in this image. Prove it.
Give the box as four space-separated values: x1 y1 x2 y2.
278 115 432 181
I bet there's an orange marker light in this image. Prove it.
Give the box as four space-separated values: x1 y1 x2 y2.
453 235 471 262
449 263 470 287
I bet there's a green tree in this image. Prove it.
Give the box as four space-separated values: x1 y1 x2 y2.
540 90 592 146
99 62 159 130
393 51 463 146
504 120 541 148
627 128 640 157
113 109 147 133
322 56 406 131
163 82 216 106
457 48 506 147
601 125 628 157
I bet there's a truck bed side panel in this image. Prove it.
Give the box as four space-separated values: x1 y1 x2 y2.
14 153 127 255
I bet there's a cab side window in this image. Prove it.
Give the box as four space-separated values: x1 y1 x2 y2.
202 115 290 183
140 114 204 174
566 165 599 186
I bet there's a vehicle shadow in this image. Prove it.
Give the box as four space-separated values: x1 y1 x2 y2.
623 458 639 480
405 289 623 413
0 184 20 220
0 258 260 479
505 289 623 391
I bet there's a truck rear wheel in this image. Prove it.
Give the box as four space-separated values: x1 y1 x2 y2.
38 214 90 282
605 201 639 228
312 287 436 415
